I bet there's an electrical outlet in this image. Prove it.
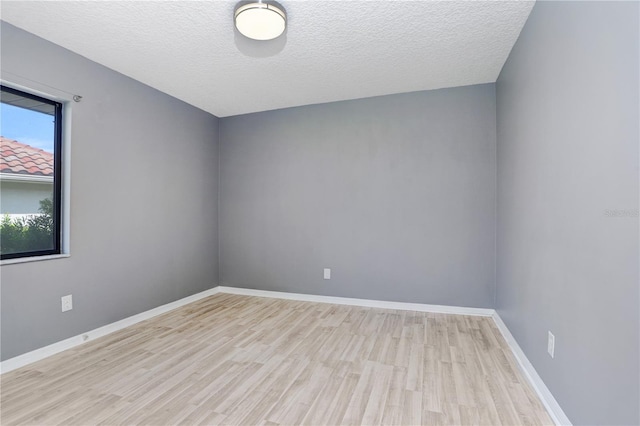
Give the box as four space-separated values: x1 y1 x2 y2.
61 295 73 312
547 331 555 358
323 268 331 280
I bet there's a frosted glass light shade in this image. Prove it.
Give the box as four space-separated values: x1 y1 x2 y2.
235 2 286 41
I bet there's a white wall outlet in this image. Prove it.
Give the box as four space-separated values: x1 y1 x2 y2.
323 268 331 280
547 331 555 358
61 295 73 312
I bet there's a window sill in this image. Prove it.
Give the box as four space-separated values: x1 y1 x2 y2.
1 253 70 266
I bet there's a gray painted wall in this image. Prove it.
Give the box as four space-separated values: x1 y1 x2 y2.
0 23 220 361
496 2 639 425
220 85 496 308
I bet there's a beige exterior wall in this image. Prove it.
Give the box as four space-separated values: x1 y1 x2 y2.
0 180 53 214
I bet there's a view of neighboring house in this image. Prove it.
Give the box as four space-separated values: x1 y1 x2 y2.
0 136 53 216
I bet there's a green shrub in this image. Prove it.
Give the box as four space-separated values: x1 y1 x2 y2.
1 198 54 254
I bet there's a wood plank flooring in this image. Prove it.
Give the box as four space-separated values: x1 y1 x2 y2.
0 293 553 425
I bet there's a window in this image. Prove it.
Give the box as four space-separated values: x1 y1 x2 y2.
0 85 63 260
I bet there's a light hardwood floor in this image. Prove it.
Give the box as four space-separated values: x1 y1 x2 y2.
0 293 552 425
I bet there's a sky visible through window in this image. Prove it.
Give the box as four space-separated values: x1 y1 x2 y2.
1 103 55 152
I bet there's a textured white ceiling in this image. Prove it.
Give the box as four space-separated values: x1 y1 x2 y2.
1 1 534 117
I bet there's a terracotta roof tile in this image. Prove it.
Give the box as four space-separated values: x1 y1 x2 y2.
0 137 54 177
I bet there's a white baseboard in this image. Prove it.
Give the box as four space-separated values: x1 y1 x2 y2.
0 287 221 374
0 284 568 426
492 312 572 426
218 286 495 317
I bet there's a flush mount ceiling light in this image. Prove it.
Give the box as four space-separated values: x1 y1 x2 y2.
234 1 286 41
